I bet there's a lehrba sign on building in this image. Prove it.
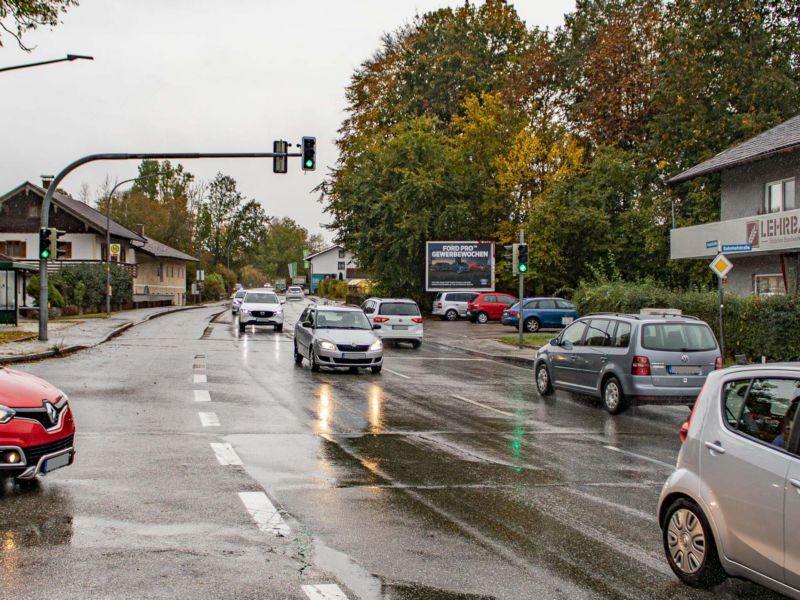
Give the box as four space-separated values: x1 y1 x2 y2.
425 241 495 292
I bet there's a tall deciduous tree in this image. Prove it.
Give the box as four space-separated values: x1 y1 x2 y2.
0 0 78 49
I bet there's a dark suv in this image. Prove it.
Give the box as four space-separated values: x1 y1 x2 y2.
534 312 722 413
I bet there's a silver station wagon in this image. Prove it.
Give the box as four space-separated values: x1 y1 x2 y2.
535 312 722 413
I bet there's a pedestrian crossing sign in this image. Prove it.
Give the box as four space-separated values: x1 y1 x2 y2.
710 253 733 278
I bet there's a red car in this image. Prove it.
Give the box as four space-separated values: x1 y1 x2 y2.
467 292 518 323
0 367 76 482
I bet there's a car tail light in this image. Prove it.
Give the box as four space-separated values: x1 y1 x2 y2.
631 355 651 376
714 356 722 369
373 316 389 323
437 303 442 308
467 303 474 310
411 317 423 323
509 310 518 316
680 383 705 444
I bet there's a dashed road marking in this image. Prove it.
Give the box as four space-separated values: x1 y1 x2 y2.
451 394 514 417
210 443 243 466
382 367 410 379
302 584 349 600
603 445 674 469
199 412 220 427
194 390 211 402
238 491 290 537
194 373 207 383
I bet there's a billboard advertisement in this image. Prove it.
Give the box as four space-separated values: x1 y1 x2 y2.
425 241 495 292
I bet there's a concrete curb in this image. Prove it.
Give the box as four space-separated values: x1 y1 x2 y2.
425 339 535 368
0 304 209 365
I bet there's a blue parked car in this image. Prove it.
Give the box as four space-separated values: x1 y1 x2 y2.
501 297 578 332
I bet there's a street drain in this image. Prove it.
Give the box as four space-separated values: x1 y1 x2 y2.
201 325 214 339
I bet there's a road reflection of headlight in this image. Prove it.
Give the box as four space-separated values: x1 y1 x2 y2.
369 385 382 433
318 384 331 432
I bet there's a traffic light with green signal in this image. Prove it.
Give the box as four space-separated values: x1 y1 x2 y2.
301 136 316 171
517 243 528 274
39 227 52 259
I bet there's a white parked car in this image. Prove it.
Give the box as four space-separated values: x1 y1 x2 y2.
238 288 284 333
360 298 423 348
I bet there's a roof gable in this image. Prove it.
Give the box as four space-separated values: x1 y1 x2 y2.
304 244 345 261
669 113 800 184
138 236 198 262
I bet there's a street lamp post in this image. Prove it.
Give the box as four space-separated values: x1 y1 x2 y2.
0 54 93 74
104 174 159 315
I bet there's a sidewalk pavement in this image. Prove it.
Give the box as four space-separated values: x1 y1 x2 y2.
0 304 216 364
423 318 540 368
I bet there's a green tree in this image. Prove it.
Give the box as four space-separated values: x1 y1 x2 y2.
0 0 78 49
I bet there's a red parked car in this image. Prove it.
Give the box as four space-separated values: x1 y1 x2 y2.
467 292 518 324
0 367 76 482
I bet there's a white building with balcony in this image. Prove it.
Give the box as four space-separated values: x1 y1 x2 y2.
669 114 800 296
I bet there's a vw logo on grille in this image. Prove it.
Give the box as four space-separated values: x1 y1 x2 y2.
43 400 58 425
681 354 689 363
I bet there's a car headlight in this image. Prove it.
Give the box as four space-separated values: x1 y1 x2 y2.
275 308 283 315
369 339 383 351
318 340 337 351
241 308 250 314
0 405 15 424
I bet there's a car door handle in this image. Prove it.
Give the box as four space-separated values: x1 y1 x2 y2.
704 441 726 454
791 478 800 490
600 356 607 363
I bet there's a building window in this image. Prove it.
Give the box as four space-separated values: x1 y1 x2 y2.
765 178 795 213
27 205 40 219
337 261 345 270
59 242 72 259
338 249 345 258
0 240 26 258
158 263 164 281
754 273 784 296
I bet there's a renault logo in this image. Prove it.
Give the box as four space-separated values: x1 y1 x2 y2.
681 354 689 363
43 401 58 425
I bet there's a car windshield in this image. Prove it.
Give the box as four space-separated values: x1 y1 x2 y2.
244 292 279 304
641 323 717 352
289 287 302 292
379 302 420 316
235 291 246 299
315 310 372 330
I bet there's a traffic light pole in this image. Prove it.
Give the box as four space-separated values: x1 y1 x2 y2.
518 231 525 350
38 149 301 341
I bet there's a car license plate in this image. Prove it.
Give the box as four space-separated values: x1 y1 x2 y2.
342 353 366 359
393 325 408 330
668 366 701 375
42 452 70 473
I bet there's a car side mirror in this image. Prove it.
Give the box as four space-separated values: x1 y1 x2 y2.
280 300 285 304
550 338 560 346
302 321 311 328
373 324 381 330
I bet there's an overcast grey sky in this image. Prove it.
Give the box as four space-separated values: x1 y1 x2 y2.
0 0 574 239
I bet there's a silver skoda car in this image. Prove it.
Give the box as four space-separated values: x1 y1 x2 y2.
294 304 383 373
658 364 800 597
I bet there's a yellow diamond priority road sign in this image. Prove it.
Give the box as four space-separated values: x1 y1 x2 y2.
710 253 733 278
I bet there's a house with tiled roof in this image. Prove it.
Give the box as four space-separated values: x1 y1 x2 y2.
669 114 800 296
0 181 197 306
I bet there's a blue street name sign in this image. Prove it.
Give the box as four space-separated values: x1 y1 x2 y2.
706 240 718 249
721 244 752 253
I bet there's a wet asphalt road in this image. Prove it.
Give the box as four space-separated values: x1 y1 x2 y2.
0 302 783 599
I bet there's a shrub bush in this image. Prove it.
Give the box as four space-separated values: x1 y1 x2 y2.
203 273 226 300
318 278 347 300
572 279 800 361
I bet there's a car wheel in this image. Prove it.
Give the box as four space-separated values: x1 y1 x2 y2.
371 365 382 374
411 340 421 349
293 342 303 365
602 375 628 414
663 498 726 588
476 312 489 324
275 324 283 333
445 309 458 321
310 349 320 372
238 322 246 333
524 317 541 333
536 363 553 396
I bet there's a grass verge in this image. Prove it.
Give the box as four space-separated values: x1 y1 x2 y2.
497 333 553 348
0 331 35 343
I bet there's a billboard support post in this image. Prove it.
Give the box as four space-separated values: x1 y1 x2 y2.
518 230 525 350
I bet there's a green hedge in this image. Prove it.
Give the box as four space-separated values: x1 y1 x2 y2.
572 279 800 361
29 264 132 311
318 279 347 300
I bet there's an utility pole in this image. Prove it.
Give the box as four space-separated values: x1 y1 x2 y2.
518 230 525 350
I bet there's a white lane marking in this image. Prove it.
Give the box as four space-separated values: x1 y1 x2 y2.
210 443 243 466
199 412 220 427
238 491 290 537
193 373 207 383
382 368 410 379
193 390 211 402
302 584 349 600
603 445 674 469
451 394 514 417
389 357 490 361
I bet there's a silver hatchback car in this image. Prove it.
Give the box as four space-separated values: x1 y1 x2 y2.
294 304 383 373
535 312 721 413
658 365 800 597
